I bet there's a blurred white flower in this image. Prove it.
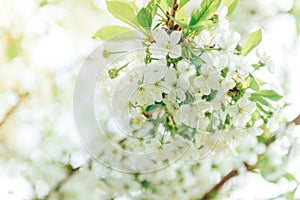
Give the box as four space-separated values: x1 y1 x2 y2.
238 135 266 165
217 6 229 30
256 49 275 73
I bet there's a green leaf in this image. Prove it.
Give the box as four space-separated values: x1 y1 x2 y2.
137 7 153 29
252 61 266 70
106 0 139 28
92 25 138 41
6 37 22 60
256 90 283 101
241 29 262 56
250 94 272 107
248 74 260 91
189 0 221 26
166 0 172 7
177 7 188 23
39 0 48 7
283 173 297 182
145 102 163 112
147 1 160 19
222 0 239 17
179 0 190 9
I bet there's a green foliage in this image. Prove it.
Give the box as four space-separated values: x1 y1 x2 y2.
203 90 218 102
251 95 272 108
92 25 138 41
145 102 163 112
106 0 139 28
137 1 160 31
241 29 262 56
289 1 300 35
248 74 260 92
189 0 221 26
283 173 298 182
6 37 22 60
250 90 282 113
178 0 190 9
252 61 266 70
256 90 283 101
39 0 48 7
222 0 239 17
137 7 153 29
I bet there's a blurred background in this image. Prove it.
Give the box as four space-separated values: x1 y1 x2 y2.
1 0 300 199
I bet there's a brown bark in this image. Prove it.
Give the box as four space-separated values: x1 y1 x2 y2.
201 169 239 200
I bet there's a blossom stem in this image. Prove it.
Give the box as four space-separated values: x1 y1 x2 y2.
167 0 178 31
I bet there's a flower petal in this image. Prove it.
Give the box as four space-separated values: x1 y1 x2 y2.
194 76 211 95
176 89 186 102
243 102 256 113
169 45 182 58
170 31 181 46
149 43 168 57
153 29 169 46
227 105 238 117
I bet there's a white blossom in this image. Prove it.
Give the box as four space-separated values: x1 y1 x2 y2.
150 29 182 58
256 49 275 73
228 95 256 127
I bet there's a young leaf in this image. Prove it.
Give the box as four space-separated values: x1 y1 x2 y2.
241 29 262 56
222 0 239 17
252 61 266 70
106 0 139 28
179 0 190 9
92 25 138 41
189 0 221 26
166 0 172 8
256 90 283 101
137 7 153 29
250 94 272 107
249 74 260 91
283 173 297 182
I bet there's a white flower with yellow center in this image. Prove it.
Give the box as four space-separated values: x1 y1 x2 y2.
228 95 256 127
150 29 182 58
194 65 220 95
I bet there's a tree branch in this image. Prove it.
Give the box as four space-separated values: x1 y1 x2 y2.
167 0 178 32
293 114 300 125
199 113 300 200
0 93 28 128
43 165 80 200
200 169 239 200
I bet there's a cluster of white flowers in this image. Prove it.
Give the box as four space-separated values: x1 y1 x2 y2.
90 1 286 177
2 0 300 199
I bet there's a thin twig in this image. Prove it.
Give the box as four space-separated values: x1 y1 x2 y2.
200 169 239 200
43 166 80 200
167 0 178 31
0 93 28 128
